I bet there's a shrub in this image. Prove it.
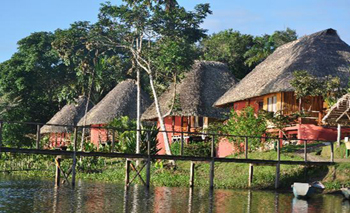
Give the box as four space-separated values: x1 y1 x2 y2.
220 106 267 151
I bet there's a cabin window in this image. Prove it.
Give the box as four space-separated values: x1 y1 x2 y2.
258 101 264 110
267 96 277 112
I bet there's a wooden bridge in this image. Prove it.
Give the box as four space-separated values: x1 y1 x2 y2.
0 121 336 190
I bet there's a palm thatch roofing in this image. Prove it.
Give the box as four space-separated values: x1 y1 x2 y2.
215 28 350 107
78 79 151 126
41 97 91 134
322 94 350 125
142 61 238 121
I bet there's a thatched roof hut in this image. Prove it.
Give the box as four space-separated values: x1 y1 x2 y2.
142 61 238 120
215 28 350 107
322 94 350 125
41 96 90 134
78 79 151 126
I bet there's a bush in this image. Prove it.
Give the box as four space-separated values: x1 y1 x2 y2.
171 140 212 157
220 106 267 151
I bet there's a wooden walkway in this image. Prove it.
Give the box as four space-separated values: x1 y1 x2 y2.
0 120 337 190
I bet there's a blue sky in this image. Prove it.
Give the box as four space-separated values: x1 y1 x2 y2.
1 0 349 62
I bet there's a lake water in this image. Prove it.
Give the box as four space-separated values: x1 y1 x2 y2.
0 175 348 213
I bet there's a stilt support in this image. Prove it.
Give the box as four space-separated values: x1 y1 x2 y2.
55 157 61 187
125 159 131 186
275 163 280 189
209 160 214 190
248 163 254 187
190 161 195 188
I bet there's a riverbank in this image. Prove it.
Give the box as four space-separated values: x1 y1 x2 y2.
1 149 349 191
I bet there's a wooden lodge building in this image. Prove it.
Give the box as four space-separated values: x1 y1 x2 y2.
41 96 91 148
78 79 151 147
141 61 238 155
214 28 350 147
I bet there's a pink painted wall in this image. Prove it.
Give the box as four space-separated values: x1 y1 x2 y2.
91 124 108 147
217 137 235 157
49 133 70 148
157 116 184 155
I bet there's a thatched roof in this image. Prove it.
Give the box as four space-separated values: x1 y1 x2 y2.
215 28 350 107
41 97 91 134
322 94 350 125
142 61 238 120
78 79 151 125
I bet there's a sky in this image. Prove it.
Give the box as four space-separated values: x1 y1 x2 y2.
1 0 349 63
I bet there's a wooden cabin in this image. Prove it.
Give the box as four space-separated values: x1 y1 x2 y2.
215 28 350 153
141 61 238 155
40 96 90 149
78 79 151 147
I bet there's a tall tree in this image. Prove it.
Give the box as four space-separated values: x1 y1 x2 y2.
97 0 211 155
0 32 66 147
201 30 254 79
244 28 297 67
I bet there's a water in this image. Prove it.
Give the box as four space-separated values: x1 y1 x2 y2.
0 175 348 213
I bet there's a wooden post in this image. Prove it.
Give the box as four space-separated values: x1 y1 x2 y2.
277 137 281 162
248 163 253 187
0 121 3 159
190 161 195 188
180 132 184 156
125 160 131 186
304 140 307 162
71 127 78 188
245 137 248 159
55 157 61 187
209 135 215 190
36 124 41 149
146 132 151 188
337 124 341 147
330 142 334 163
275 163 280 189
111 129 115 152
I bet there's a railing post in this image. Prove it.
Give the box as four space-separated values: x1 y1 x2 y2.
111 129 115 152
330 141 334 163
71 127 78 188
0 121 3 159
277 137 281 162
245 137 248 159
180 132 184 156
146 131 151 188
304 140 307 162
36 124 41 149
125 159 131 186
190 161 195 188
209 135 215 190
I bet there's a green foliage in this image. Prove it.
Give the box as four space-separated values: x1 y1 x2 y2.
244 28 297 67
262 110 301 131
291 70 345 107
201 29 254 79
108 116 160 155
220 106 267 150
183 141 211 157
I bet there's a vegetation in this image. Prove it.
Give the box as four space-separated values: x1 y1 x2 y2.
217 106 267 150
291 70 346 107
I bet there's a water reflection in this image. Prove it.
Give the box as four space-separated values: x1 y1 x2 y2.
0 175 348 213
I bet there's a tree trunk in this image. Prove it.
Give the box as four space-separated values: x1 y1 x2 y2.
149 73 172 155
136 68 141 154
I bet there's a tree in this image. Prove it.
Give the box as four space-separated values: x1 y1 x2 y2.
0 32 67 147
244 28 297 67
200 30 254 79
96 0 211 156
290 70 344 110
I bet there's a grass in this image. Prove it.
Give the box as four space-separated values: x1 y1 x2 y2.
321 142 348 159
